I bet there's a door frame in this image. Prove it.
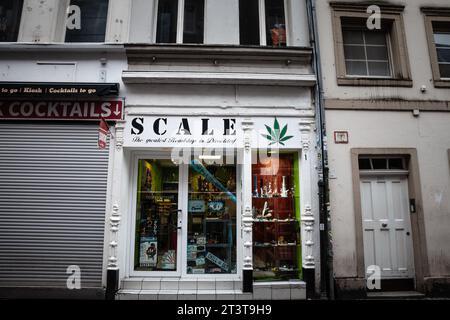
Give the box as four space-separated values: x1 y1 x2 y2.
128 152 184 277
351 148 429 292
127 150 242 279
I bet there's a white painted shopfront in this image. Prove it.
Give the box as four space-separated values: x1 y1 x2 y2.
107 45 320 299
111 112 317 299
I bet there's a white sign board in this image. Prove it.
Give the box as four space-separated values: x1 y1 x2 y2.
252 117 300 149
125 116 242 148
124 116 301 149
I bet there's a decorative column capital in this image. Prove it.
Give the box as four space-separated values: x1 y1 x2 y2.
114 120 126 151
298 120 314 152
242 119 254 153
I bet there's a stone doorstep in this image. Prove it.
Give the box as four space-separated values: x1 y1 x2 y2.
117 286 306 300
253 280 307 289
121 278 242 291
367 291 426 299
118 280 306 300
117 289 244 300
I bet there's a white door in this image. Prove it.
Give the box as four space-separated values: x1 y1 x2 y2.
360 175 414 279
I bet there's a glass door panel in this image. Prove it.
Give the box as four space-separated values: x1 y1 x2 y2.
187 158 237 274
134 159 180 272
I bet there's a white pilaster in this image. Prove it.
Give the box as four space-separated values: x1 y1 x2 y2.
107 120 125 270
299 119 316 269
241 119 254 271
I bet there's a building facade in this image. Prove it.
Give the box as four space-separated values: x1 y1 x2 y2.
0 0 127 299
315 0 450 298
113 0 319 300
0 0 322 300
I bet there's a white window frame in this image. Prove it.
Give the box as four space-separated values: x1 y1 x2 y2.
256 0 290 46
127 151 242 280
153 0 206 44
434 30 450 80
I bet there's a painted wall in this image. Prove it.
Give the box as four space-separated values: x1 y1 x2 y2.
316 0 450 101
0 49 127 84
316 0 450 284
326 111 450 278
13 0 310 45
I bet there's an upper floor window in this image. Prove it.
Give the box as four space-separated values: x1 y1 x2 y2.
156 0 204 44
433 23 450 79
423 8 450 88
65 0 109 43
0 0 23 42
342 19 391 77
331 3 412 87
239 0 287 47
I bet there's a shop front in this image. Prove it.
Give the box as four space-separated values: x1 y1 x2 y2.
112 114 316 299
0 82 123 298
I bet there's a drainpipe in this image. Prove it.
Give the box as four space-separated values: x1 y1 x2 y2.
305 0 334 300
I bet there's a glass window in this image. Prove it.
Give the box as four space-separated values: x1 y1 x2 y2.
359 157 407 171
433 21 450 78
358 158 372 170
0 0 23 42
371 158 388 170
239 0 260 45
342 20 391 77
388 158 406 170
239 0 287 46
134 159 179 271
252 153 301 281
183 0 204 44
156 0 178 43
265 0 286 47
156 0 204 44
187 157 237 274
65 0 109 43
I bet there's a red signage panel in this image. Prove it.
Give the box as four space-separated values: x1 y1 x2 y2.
0 100 123 121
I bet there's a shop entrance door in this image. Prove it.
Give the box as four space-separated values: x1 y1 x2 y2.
131 154 239 278
132 157 183 276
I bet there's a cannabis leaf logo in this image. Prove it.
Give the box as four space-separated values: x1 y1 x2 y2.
261 118 294 146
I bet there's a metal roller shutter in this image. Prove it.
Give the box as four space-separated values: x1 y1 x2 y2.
0 123 109 288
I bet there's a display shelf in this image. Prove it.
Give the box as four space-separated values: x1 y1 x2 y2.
253 219 297 223
252 153 301 280
254 243 299 247
205 243 231 248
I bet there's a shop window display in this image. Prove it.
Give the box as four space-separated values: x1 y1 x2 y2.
187 159 237 274
134 159 179 271
252 153 301 280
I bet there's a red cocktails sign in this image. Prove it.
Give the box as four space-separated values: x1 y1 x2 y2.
0 100 123 121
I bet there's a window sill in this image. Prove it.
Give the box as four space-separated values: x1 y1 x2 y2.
434 80 450 88
0 42 124 53
337 77 413 87
122 70 317 87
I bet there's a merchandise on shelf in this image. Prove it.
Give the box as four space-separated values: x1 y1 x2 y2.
252 153 301 280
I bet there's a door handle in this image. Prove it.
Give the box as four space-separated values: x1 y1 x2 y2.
381 223 388 228
177 209 182 230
